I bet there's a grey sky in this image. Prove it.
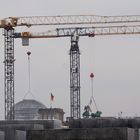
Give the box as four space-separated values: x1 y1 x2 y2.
0 0 140 119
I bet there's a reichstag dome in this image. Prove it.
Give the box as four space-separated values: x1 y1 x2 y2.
15 99 46 120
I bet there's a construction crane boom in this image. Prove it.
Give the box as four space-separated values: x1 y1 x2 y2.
1 15 140 28
14 25 140 39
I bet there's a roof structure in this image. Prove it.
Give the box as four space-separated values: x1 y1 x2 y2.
15 99 46 120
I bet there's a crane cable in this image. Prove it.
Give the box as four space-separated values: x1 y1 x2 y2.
23 51 36 99
89 73 98 111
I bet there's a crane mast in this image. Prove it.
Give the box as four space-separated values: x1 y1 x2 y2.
1 15 140 120
4 26 15 120
70 33 81 119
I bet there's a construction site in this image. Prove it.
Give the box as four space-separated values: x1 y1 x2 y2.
0 1 140 140
0 14 139 140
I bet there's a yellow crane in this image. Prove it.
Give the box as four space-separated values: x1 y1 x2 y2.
1 15 140 120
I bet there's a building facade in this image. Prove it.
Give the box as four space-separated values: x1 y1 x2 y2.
38 108 65 122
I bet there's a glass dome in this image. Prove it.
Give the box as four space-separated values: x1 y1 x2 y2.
15 99 46 120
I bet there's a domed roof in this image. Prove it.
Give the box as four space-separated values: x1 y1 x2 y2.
15 99 46 120
15 99 46 110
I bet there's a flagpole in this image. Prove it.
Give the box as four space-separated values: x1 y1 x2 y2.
50 97 52 108
50 93 54 120
50 93 52 120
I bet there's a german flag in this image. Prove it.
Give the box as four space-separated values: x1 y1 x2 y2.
50 93 54 101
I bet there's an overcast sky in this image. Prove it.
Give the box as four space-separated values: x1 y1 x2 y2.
0 0 140 119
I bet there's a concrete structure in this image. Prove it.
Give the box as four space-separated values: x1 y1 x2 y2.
2 118 140 140
15 99 46 120
38 108 65 122
27 128 137 140
0 120 62 140
68 117 140 128
15 130 26 140
0 131 4 140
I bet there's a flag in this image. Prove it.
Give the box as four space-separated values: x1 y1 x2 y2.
50 93 54 101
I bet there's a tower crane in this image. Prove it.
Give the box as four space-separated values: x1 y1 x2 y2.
1 15 140 120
